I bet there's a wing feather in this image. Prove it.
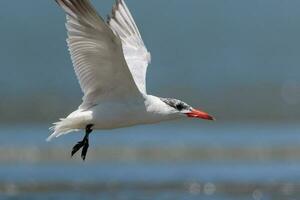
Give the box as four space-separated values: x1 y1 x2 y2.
55 0 142 109
108 0 151 94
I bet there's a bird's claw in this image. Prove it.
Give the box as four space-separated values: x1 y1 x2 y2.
71 141 84 157
71 124 93 161
81 139 89 160
71 138 89 161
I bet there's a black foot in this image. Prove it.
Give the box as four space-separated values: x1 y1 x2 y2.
71 124 93 161
81 137 89 160
71 137 89 160
71 140 85 157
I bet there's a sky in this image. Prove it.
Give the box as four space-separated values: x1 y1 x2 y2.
0 0 300 122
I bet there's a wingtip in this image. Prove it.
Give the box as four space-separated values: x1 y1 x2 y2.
54 0 63 7
116 0 122 5
107 14 111 24
112 4 117 17
46 136 53 142
112 0 123 17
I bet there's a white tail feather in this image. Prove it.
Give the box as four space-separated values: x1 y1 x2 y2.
47 118 80 141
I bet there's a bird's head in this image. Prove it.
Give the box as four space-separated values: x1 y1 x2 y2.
160 98 215 120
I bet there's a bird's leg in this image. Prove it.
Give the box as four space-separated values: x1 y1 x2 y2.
81 124 93 160
71 124 93 161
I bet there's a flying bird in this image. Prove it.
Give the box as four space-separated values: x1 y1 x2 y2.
48 0 214 160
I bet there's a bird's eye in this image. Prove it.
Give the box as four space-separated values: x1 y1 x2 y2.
176 103 184 111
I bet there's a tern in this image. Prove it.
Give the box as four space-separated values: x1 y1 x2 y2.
48 0 214 160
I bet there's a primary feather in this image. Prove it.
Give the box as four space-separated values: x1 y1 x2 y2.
108 0 151 94
48 0 152 140
55 0 144 110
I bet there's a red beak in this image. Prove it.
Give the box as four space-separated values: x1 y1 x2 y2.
186 109 215 120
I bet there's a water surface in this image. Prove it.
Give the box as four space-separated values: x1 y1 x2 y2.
0 122 299 200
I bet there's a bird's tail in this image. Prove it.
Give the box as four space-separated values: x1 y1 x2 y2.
47 118 80 141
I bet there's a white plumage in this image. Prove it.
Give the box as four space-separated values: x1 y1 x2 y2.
47 0 159 141
47 0 213 159
108 0 151 94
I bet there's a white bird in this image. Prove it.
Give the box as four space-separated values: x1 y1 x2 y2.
48 0 214 160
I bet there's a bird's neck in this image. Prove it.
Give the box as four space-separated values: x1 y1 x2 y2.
143 95 179 119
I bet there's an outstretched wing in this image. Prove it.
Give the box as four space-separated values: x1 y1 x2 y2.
108 0 151 94
55 0 142 109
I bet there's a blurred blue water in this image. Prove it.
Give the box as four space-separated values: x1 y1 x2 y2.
1 161 300 184
0 121 300 148
0 123 299 199
1 122 300 148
